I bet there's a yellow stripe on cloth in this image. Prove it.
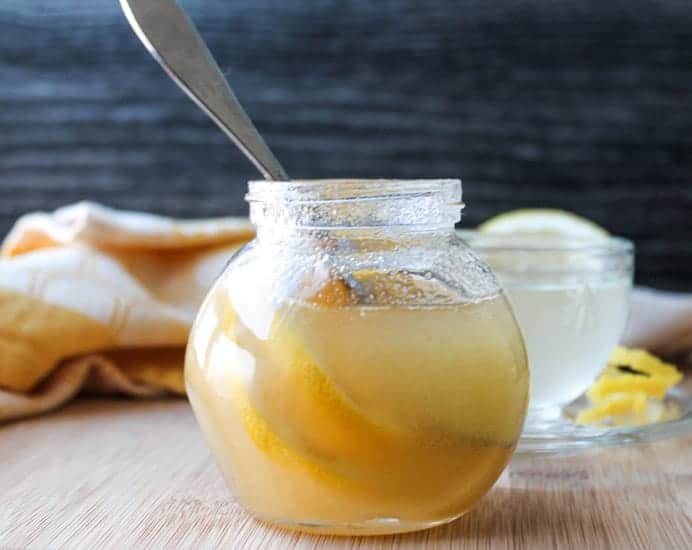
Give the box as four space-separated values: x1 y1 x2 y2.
0 202 253 422
0 289 116 392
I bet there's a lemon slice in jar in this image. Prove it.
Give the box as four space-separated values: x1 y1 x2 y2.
225 274 521 488
288 271 528 446
477 208 608 240
224 278 406 472
259 318 403 469
230 379 349 487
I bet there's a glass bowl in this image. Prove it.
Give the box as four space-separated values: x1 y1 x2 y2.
459 230 648 453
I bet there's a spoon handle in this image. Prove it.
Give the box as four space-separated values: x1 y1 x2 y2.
120 0 288 181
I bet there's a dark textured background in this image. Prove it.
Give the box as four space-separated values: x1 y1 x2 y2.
1 0 691 289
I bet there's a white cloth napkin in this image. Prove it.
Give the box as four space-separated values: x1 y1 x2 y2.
0 202 253 422
624 287 692 366
0 202 689 423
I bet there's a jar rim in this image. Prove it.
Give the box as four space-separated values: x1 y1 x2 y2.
246 179 464 231
246 178 462 204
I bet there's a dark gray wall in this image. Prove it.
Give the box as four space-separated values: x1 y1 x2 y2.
1 0 691 289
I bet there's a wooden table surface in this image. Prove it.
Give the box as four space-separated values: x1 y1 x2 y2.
1 398 690 549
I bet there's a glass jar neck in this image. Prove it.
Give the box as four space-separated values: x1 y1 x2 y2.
246 179 463 243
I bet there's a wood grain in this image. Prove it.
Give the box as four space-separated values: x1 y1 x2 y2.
1 0 691 290
1 397 690 549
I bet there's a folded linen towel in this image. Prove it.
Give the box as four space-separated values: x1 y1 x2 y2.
0 202 689 423
0 202 253 422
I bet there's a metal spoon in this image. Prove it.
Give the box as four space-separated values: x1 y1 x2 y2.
119 0 288 181
119 0 373 299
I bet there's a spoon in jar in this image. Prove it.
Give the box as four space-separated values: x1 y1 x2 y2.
119 0 288 181
120 0 373 299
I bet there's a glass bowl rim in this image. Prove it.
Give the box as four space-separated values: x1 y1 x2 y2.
458 229 634 256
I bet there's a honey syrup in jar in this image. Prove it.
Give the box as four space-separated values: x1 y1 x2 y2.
185 179 529 535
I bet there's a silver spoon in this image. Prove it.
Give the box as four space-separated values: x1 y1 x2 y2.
119 0 288 181
120 0 372 299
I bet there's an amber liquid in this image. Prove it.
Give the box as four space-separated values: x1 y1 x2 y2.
185 287 528 534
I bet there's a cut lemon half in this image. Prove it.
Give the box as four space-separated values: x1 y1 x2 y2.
478 209 608 240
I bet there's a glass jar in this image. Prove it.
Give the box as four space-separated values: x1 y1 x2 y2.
185 179 529 535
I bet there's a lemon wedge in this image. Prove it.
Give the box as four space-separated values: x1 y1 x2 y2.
478 208 608 240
